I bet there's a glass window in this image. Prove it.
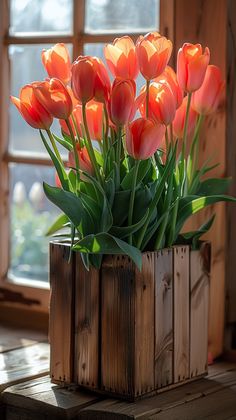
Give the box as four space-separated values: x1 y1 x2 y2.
10 0 73 34
85 0 159 33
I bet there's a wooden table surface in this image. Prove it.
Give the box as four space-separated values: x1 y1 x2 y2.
1 325 236 419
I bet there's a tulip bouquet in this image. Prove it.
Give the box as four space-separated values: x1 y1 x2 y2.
11 33 234 270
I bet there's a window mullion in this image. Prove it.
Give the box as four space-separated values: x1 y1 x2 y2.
73 0 85 60
0 0 10 283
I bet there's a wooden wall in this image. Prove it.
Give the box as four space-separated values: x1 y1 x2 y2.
170 0 227 358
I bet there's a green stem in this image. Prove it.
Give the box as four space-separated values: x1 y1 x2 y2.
190 114 204 175
165 128 169 154
146 80 150 118
181 92 192 160
65 119 80 175
82 103 102 184
128 160 140 245
166 198 179 247
117 126 122 165
46 129 63 165
71 113 82 148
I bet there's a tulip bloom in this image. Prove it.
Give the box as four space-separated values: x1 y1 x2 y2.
71 56 110 104
138 81 176 126
126 117 165 160
109 79 136 126
11 84 53 130
68 145 94 175
42 43 71 85
136 32 172 80
104 36 139 80
34 78 72 120
155 66 183 109
172 96 198 139
192 65 225 115
177 43 210 93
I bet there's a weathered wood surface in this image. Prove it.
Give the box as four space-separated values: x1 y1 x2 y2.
49 243 75 384
0 343 49 391
190 243 210 378
101 254 155 399
174 0 227 360
74 253 100 388
173 246 189 383
0 325 47 352
154 249 173 388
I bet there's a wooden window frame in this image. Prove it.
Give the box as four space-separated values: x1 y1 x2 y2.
0 0 170 323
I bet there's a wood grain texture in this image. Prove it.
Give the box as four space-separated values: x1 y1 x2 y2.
154 249 173 388
174 0 226 360
173 246 190 383
49 243 75 384
74 253 99 388
190 243 210 378
101 254 155 399
0 343 49 391
226 0 236 324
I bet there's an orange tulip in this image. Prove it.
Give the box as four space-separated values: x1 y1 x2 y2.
109 79 136 126
177 43 210 93
68 144 94 176
136 32 172 80
84 100 104 140
155 66 183 109
42 43 71 85
104 36 139 80
11 84 53 130
192 65 225 115
33 78 72 120
172 96 198 139
71 56 110 105
126 117 165 160
138 81 176 126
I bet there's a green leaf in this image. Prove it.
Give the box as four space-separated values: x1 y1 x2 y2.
73 233 142 270
53 133 73 151
121 159 151 190
176 195 236 234
40 130 70 191
94 148 103 167
178 214 215 249
45 213 69 236
112 190 131 226
101 196 113 232
110 209 149 239
43 182 84 228
196 178 231 196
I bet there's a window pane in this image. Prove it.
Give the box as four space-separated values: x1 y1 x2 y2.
9 44 72 156
9 164 60 282
85 0 159 33
10 0 73 34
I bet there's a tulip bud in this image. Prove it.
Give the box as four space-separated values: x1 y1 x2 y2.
136 32 172 80
172 96 198 139
177 43 210 93
33 78 72 120
109 79 136 126
42 43 71 85
126 117 165 160
11 84 53 130
192 65 225 115
68 145 94 177
104 36 139 80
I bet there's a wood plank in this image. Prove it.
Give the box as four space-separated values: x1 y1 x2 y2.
134 253 155 396
190 243 210 378
74 253 99 388
49 243 75 384
80 365 236 419
226 0 236 324
101 255 135 397
1 375 100 420
0 325 47 353
0 343 49 391
154 249 173 388
101 254 155 399
174 0 226 360
173 246 190 383
149 386 236 419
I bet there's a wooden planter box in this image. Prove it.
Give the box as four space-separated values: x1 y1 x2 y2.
49 242 210 401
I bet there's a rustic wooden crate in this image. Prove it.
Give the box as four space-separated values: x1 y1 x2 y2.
49 242 211 401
